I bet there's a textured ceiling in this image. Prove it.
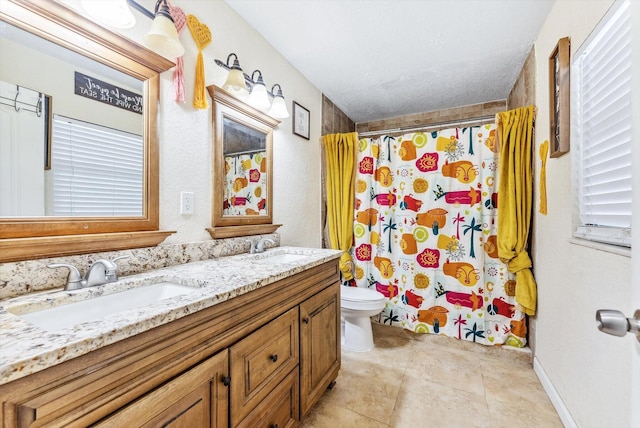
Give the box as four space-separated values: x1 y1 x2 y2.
224 0 555 123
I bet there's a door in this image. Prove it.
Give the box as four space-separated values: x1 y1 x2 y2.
598 3 640 422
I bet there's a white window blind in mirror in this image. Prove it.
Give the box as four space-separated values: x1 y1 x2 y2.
51 115 143 216
572 0 632 247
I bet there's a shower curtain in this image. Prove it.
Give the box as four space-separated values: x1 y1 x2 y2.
353 125 527 347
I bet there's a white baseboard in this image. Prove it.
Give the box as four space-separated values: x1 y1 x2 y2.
533 357 577 428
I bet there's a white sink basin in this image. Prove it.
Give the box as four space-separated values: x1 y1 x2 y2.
13 282 198 332
254 253 309 264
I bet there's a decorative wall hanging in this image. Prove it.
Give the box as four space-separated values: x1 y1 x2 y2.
293 101 310 139
187 14 212 109
539 140 548 214
548 37 570 157
168 2 186 103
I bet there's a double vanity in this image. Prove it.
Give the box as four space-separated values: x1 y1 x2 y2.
0 2 340 426
0 247 342 427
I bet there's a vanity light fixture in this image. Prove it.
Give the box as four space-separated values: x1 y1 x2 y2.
215 55 289 118
215 53 249 96
81 0 137 29
143 0 185 59
248 70 271 110
268 84 290 119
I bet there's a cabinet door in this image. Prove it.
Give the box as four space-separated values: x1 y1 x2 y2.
299 284 340 417
230 307 299 426
94 351 229 428
236 369 299 428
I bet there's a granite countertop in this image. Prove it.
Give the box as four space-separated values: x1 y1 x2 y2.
0 246 342 386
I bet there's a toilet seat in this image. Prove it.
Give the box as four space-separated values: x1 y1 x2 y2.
341 286 385 302
341 287 385 311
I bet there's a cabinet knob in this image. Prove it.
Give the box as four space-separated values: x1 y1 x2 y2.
270 424 278 428
269 354 278 362
221 375 231 386
303 317 310 324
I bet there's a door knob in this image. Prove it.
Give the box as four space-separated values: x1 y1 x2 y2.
596 309 640 343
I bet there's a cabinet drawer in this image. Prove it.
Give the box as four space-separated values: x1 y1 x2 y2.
230 307 299 426
236 368 299 428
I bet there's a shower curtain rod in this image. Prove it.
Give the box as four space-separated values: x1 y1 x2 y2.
358 114 496 137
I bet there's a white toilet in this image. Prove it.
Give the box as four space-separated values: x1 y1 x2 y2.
340 286 386 352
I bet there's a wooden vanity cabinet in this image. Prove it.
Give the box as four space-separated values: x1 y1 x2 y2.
0 259 340 428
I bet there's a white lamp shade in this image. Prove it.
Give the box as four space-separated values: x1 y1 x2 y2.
81 0 136 29
144 14 185 59
269 96 289 119
223 69 248 95
249 84 271 110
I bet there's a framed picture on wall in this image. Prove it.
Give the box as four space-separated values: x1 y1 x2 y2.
293 101 310 140
548 37 570 158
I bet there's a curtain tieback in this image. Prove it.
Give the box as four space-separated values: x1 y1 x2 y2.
507 251 532 273
339 252 354 280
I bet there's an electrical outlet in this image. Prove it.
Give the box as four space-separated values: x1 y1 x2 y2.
180 192 194 215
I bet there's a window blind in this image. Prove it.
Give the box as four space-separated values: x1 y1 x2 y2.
572 0 632 247
51 115 144 216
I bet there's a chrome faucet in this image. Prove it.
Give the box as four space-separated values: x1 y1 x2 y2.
84 259 119 287
246 238 276 254
48 255 129 290
256 238 275 253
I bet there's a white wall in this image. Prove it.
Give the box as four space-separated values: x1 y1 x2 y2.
59 0 324 248
532 1 634 426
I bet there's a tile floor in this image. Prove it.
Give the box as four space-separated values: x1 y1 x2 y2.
302 323 562 428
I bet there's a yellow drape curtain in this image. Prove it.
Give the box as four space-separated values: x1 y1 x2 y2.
323 132 358 280
496 106 537 316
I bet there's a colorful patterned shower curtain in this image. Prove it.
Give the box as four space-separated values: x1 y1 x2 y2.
352 125 527 347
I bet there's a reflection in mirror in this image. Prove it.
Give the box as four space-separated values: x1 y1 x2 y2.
0 19 144 217
207 85 281 238
223 117 268 217
0 0 175 262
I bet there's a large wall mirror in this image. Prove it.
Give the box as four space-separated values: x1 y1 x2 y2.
207 86 281 238
0 0 175 262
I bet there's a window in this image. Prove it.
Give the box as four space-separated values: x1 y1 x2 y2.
51 115 143 216
572 0 632 247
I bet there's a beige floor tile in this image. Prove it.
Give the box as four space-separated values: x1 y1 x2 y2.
389 376 491 428
488 399 563 428
305 323 560 428
320 354 405 424
405 343 486 396
301 395 389 428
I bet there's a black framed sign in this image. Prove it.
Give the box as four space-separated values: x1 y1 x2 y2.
292 101 310 140
74 71 142 114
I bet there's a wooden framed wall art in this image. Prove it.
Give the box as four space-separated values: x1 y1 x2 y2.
293 101 310 140
548 37 570 157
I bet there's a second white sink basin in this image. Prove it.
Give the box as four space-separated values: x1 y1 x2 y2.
14 282 199 332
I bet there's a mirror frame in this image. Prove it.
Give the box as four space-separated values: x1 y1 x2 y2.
206 85 281 238
0 0 175 262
